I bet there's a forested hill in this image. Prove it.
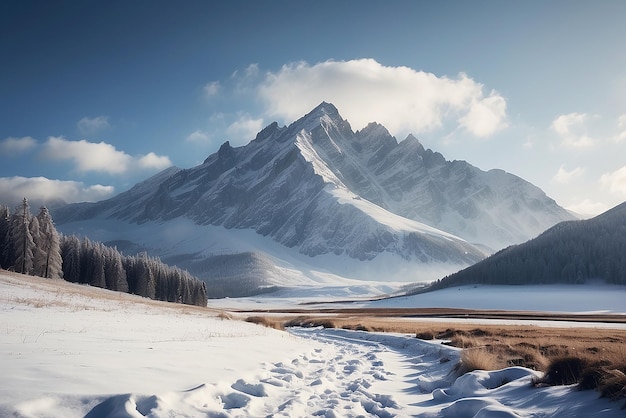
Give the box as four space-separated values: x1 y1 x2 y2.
423 201 626 291
1 199 207 306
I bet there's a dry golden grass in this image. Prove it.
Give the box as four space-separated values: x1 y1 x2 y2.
454 348 505 376
217 311 233 320
245 316 285 330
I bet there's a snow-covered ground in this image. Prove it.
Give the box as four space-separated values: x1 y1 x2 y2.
1 271 625 417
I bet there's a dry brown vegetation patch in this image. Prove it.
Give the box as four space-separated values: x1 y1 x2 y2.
245 316 285 330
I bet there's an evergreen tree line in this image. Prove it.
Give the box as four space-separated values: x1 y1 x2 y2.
428 203 626 291
1 199 207 306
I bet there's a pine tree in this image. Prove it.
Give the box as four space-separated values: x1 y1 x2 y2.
60 235 81 282
89 242 106 288
0 205 10 268
104 246 128 292
11 198 35 274
30 216 45 276
34 207 63 279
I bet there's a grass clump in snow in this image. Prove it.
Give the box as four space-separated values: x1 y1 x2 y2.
534 356 589 386
283 316 337 329
453 348 505 376
533 352 626 403
597 368 626 401
217 311 233 320
245 316 284 330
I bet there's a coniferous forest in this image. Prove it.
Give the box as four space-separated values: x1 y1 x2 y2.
426 201 626 291
0 198 207 306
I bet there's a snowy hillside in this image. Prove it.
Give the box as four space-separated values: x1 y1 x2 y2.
53 102 573 294
2 271 625 417
427 200 626 290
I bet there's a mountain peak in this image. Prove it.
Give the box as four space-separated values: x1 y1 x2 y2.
313 101 339 115
302 101 342 122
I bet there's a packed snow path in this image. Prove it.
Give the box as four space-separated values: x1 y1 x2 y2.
84 327 456 417
83 328 625 417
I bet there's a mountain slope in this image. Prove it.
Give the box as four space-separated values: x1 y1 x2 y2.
425 201 626 290
53 102 573 292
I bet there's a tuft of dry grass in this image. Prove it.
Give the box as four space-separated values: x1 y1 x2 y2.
217 311 233 320
529 352 626 403
598 368 626 401
244 316 284 330
453 348 505 376
283 316 337 329
534 356 589 386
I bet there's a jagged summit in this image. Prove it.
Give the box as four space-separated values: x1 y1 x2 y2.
308 101 340 116
53 102 574 291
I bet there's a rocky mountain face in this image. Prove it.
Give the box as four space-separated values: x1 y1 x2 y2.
54 102 574 290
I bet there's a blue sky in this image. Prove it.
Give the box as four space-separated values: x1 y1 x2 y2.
1 0 626 216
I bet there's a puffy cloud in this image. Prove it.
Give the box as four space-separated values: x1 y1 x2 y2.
601 165 626 195
550 113 594 148
0 136 37 155
0 176 115 205
137 152 172 170
77 115 110 135
551 164 585 184
203 81 220 97
256 59 508 138
226 114 264 146
186 130 211 143
458 93 508 137
42 136 132 174
41 136 171 174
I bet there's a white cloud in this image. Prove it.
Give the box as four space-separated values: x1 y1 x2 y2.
41 136 171 174
600 165 626 195
77 115 110 135
226 114 264 146
0 176 115 204
256 59 508 138
203 81 220 97
137 152 172 170
551 164 585 184
186 130 211 143
458 93 508 137
550 113 594 148
42 136 132 174
0 136 37 155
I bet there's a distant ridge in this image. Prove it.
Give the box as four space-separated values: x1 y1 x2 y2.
423 201 626 291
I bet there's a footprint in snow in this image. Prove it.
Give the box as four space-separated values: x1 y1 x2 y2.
220 391 250 409
231 378 268 397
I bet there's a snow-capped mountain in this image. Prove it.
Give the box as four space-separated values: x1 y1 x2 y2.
54 102 573 294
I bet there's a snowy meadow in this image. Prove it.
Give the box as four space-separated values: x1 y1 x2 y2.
1 271 625 417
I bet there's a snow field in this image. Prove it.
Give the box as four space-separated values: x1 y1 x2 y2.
2 272 625 417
